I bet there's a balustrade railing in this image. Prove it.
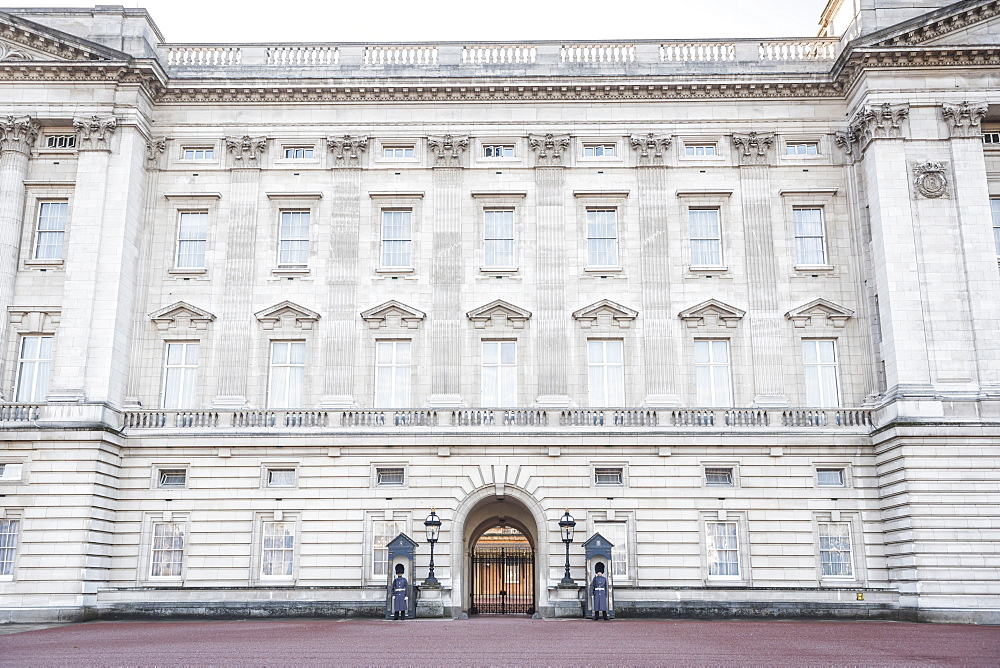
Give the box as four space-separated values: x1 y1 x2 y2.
560 43 635 63
364 45 438 66
165 46 242 66
462 45 536 64
660 43 735 62
0 404 873 432
266 46 338 66
758 40 837 61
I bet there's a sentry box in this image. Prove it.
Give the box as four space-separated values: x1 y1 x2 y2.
384 532 418 620
582 532 615 620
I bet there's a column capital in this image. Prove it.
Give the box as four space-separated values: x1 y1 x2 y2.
732 131 774 166
327 134 369 168
0 115 40 155
73 114 118 151
941 100 989 139
848 102 909 150
145 137 166 169
629 133 672 166
427 134 469 168
225 134 268 167
528 133 571 167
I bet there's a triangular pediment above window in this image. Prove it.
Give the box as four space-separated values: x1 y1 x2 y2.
785 298 854 328
0 12 130 62
678 299 745 329
254 301 320 331
466 300 532 329
149 301 216 331
867 2 1000 48
361 300 426 329
572 299 638 329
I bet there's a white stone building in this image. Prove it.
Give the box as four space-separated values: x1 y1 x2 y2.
0 0 998 624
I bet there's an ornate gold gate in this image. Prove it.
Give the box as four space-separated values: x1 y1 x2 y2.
470 546 535 615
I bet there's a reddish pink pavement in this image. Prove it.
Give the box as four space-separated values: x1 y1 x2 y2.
1 617 999 667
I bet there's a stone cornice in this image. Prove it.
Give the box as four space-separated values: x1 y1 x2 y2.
0 11 130 62
873 0 1000 47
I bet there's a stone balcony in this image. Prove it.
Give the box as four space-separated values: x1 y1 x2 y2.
0 403 874 435
155 38 841 79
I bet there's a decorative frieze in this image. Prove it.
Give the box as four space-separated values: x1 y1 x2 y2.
73 114 117 151
326 134 368 167
732 131 774 165
0 114 40 154
427 134 469 167
848 103 909 149
941 101 989 139
912 161 949 199
528 133 571 167
629 133 672 165
225 134 268 165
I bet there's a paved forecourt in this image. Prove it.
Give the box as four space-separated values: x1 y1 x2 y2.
1 618 999 666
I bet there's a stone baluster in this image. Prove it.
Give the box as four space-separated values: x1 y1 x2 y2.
213 135 267 407
320 135 368 407
427 134 469 407
529 133 573 407
630 133 681 406
0 115 40 400
732 131 788 406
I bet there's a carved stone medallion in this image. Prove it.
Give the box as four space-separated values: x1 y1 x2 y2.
913 161 948 199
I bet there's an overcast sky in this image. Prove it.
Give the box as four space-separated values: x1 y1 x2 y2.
7 0 832 43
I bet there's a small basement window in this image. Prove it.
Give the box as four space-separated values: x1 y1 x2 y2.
816 468 846 487
0 463 23 481
267 468 297 487
705 467 734 487
158 469 187 488
594 467 624 486
376 467 405 486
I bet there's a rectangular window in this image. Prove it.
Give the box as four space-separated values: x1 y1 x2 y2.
594 467 623 486
689 209 723 266
586 209 618 267
45 135 76 149
818 523 854 578
268 341 305 408
157 469 187 488
373 519 405 577
182 148 214 160
278 211 310 267
381 210 412 268
705 467 734 487
685 144 716 156
483 144 515 158
588 340 625 407
176 211 208 269
374 341 411 408
786 142 819 155
991 199 1000 256
803 340 841 407
266 468 296 488
261 521 295 578
695 340 732 407
0 519 20 579
706 521 740 578
383 146 414 159
34 202 67 260
482 341 516 407
162 342 199 409
594 521 628 579
15 335 52 402
483 209 515 268
283 146 314 159
817 468 846 487
583 143 615 157
794 207 827 265
150 522 184 578
984 132 1000 145
0 464 23 482
376 467 405 487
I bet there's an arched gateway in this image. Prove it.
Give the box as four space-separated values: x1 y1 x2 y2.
450 486 550 617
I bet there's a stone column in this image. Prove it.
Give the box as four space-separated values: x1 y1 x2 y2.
427 134 469 407
319 135 368 408
529 134 573 407
213 135 267 407
941 101 1000 391
850 103 932 396
630 134 681 406
733 132 788 406
0 115 40 400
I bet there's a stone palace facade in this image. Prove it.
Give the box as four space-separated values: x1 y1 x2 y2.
1 0 999 624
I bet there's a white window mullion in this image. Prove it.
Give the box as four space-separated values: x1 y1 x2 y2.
482 341 517 407
586 209 618 267
375 341 411 408
706 521 740 578
278 211 310 267
695 340 732 407
0 519 20 579
381 210 412 268
268 341 305 408
793 207 826 265
162 342 199 409
15 336 53 402
261 521 295 578
483 209 514 268
176 211 208 269
818 522 854 579
35 202 67 260
689 209 722 266
803 340 841 407
150 521 184 578
588 340 624 407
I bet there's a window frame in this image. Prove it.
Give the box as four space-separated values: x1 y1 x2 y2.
263 465 298 489
174 210 209 270
704 466 736 488
816 520 857 581
587 339 626 407
379 209 413 270
267 340 306 408
259 519 297 580
592 465 625 487
694 339 733 407
482 209 516 271
792 206 828 267
815 465 849 488
379 142 418 161
14 334 53 403
282 145 315 160
581 142 618 159
593 519 632 581
482 144 515 158
0 516 21 581
370 515 407 581
585 208 619 268
374 465 407 489
276 210 311 268
688 207 725 268
684 143 718 157
785 142 820 156
373 340 412 408
802 339 842 408
481 340 517 408
156 468 188 489
161 341 200 409
990 198 1000 258
180 146 216 161
32 200 68 262
705 520 742 580
43 134 76 150
149 520 186 580
0 463 24 484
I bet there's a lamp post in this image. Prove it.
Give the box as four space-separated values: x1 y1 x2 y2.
423 509 441 586
558 509 576 586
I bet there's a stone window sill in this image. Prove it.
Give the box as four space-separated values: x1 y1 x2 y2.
376 267 415 275
23 259 64 268
273 267 310 276
168 267 207 275
480 266 518 275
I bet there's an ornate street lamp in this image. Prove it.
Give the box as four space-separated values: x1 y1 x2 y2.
558 509 576 586
423 509 441 586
